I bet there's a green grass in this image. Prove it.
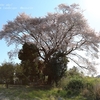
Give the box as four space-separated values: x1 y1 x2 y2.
0 85 65 100
0 85 89 100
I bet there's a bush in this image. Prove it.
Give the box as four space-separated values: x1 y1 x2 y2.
94 83 100 100
65 78 84 95
81 78 100 100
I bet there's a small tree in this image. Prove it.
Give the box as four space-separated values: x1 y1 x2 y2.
0 62 14 88
18 42 40 83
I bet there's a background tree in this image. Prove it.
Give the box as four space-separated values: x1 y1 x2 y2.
18 42 41 83
0 3 99 81
67 66 84 78
14 63 26 85
0 62 14 88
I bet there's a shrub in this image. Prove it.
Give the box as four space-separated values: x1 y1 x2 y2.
94 83 100 100
65 78 84 95
81 78 100 100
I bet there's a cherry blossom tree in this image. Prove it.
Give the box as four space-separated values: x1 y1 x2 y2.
0 3 99 73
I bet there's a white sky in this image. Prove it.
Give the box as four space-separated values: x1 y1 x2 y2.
81 0 100 75
81 0 100 32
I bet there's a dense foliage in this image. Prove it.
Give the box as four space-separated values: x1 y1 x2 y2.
18 43 69 85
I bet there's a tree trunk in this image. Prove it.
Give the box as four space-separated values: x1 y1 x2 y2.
47 75 52 85
5 81 8 89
